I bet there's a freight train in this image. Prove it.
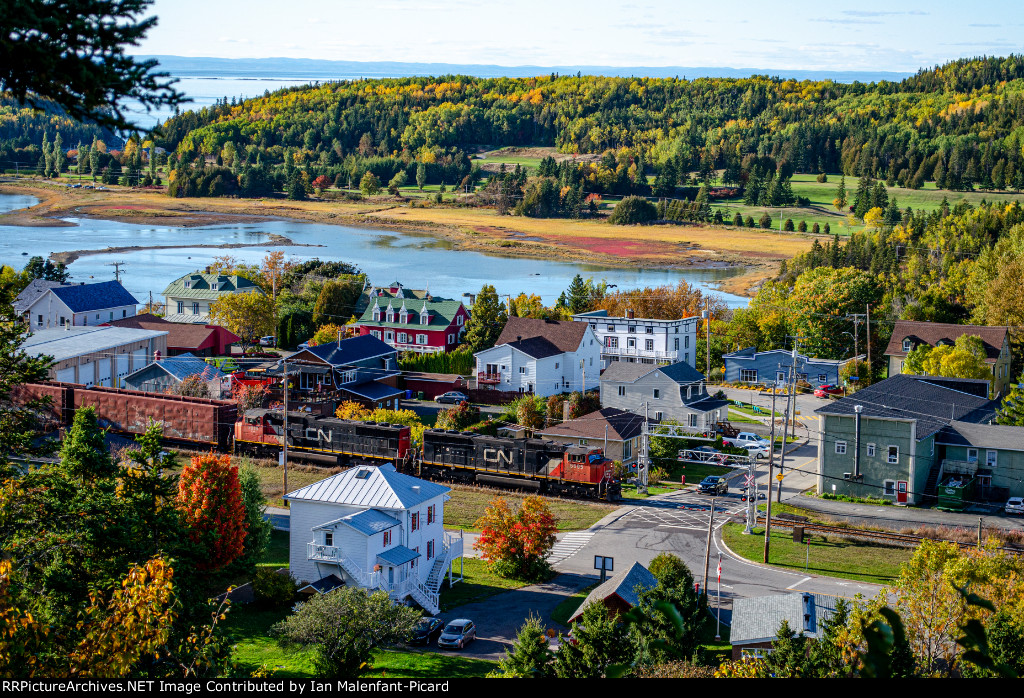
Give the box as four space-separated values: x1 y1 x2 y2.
234 408 620 500
15 383 620 501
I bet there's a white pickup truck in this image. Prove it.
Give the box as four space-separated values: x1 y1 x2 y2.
721 432 769 449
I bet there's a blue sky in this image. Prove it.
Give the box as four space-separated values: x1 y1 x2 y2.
135 0 1022 72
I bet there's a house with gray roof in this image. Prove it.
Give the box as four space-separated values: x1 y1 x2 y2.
600 361 729 429
730 593 842 660
474 316 601 397
537 407 646 468
353 282 469 354
885 320 1012 396
285 464 464 614
723 347 863 388
122 352 228 398
815 374 999 505
162 269 263 324
933 421 1024 501
18 280 139 330
569 561 658 622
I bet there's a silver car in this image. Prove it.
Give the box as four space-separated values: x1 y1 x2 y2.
437 619 477 649
1006 497 1024 515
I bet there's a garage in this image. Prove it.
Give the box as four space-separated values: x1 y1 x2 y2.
78 361 95 387
56 366 76 383
97 357 113 387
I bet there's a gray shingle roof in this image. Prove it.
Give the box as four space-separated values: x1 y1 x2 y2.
815 374 997 439
13 279 67 314
284 464 449 510
50 281 139 313
936 421 1024 452
538 408 646 441
599 362 656 383
570 561 657 621
294 335 396 367
731 593 841 645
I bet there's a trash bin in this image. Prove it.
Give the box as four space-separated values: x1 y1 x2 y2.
405 390 413 399
417 391 425 400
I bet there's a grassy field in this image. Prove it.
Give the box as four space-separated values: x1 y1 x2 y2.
438 557 535 611
443 486 617 532
258 529 290 569
710 173 1024 238
722 522 910 585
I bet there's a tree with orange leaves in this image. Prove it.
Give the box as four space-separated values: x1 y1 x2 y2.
475 496 557 581
177 453 247 571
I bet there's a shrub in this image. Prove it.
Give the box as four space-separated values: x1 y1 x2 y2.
177 453 247 571
253 568 298 607
783 218 795 231
436 401 479 431
812 222 820 234
609 195 658 225
816 173 828 183
759 212 773 229
745 215 755 228
823 222 831 234
475 496 557 581
797 220 807 232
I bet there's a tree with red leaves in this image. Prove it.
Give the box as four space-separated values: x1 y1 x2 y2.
177 453 247 571
474 496 557 581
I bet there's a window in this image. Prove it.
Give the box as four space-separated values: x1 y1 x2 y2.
674 338 679 350
324 531 333 546
967 448 978 463
884 480 896 496
385 331 394 341
740 369 758 382
987 450 998 468
448 333 455 344
654 411 663 420
373 309 381 321
867 443 876 457
36 314 42 327
617 385 626 396
902 339 912 352
457 315 464 326
372 330 382 339
59 316 65 326
211 282 218 291
887 446 899 464
427 540 434 560
628 325 636 333
646 326 653 334
645 339 654 351
627 338 636 348
398 332 407 343
555 362 559 369
685 352 689 364
606 336 618 349
383 530 392 546
623 439 632 460
579 439 588 446
607 324 615 332
192 303 199 315
685 336 690 349
176 301 184 314
183 280 191 289
689 413 699 427
417 334 427 344
653 389 660 399
122 309 126 317
519 366 526 374
835 441 847 455
109 312 113 320
687 386 692 400
427 505 435 525
818 374 827 383
411 512 419 532
777 371 786 382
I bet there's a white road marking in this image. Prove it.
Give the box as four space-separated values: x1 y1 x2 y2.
547 531 594 565
786 576 813 590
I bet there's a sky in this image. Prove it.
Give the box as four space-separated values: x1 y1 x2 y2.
132 0 1023 73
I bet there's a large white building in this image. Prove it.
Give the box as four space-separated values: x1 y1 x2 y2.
474 316 601 397
15 280 139 329
285 464 464 615
21 325 168 387
571 309 700 370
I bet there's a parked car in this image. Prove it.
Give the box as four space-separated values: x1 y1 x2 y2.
437 619 477 649
814 384 844 398
1006 497 1024 515
259 336 276 347
296 342 310 350
409 617 444 646
722 432 768 449
744 443 771 460
698 476 729 495
436 391 468 405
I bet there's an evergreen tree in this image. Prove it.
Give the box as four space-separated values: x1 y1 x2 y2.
464 284 508 353
416 162 427 190
492 615 552 677
565 274 591 314
764 620 809 677
833 174 847 212
996 374 1024 426
553 602 630 678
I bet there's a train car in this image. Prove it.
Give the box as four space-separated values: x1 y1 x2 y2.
418 428 620 500
234 408 412 464
12 381 75 428
73 385 237 450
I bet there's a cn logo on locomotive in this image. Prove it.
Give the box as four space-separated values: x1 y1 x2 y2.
482 448 514 466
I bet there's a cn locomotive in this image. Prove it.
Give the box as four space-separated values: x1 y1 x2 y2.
234 408 621 501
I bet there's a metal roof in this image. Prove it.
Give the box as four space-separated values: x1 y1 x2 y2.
297 574 345 594
730 593 841 645
333 509 401 536
162 272 262 300
22 326 168 362
377 545 421 567
50 281 139 313
342 381 405 401
125 352 223 383
284 463 450 510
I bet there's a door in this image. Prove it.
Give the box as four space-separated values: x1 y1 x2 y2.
388 567 394 585
897 481 908 504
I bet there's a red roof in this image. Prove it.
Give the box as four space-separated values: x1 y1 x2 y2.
496 317 588 353
885 321 1009 363
105 313 240 352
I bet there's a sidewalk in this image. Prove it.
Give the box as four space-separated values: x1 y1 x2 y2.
790 492 1023 532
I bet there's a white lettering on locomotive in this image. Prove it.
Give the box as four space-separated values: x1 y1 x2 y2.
483 448 514 465
318 429 332 443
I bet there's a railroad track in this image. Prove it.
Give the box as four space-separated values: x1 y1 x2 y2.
753 515 1024 556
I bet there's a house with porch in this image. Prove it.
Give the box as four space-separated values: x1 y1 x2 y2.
285 464 464 615
599 361 728 429
571 309 700 369
885 321 1012 396
162 269 264 324
353 282 469 354
474 316 601 398
815 374 998 505
933 422 1024 502
537 408 645 469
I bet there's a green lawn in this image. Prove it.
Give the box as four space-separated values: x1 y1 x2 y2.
550 582 599 626
444 486 617 532
438 557 534 611
721 522 910 585
258 529 289 569
727 409 762 425
364 649 496 679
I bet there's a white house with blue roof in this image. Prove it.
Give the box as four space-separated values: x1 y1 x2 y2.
285 463 463 615
19 280 139 330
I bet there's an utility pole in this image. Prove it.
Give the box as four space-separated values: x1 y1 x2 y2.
846 313 865 358
763 385 779 563
702 300 711 379
109 261 126 283
866 304 872 379
702 496 715 596
776 340 802 502
282 359 289 503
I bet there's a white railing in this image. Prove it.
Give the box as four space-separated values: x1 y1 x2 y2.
602 346 676 360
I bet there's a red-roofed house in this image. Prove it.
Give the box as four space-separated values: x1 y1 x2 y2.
885 321 1012 396
104 313 239 357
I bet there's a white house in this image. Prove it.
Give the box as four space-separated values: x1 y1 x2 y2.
284 464 464 615
571 309 700 370
474 316 601 397
16 280 139 330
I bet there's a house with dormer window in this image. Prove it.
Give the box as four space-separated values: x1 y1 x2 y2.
162 268 264 324
285 464 464 615
885 321 1012 396
353 282 469 354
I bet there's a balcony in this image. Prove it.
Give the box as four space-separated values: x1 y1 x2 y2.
602 345 676 360
477 372 502 384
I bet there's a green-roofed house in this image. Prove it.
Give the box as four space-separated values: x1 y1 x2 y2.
162 267 265 324
353 282 469 354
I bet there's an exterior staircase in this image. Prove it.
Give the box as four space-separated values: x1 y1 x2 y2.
921 461 944 503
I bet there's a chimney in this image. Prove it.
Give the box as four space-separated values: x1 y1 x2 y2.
516 335 522 342
205 266 211 273
626 309 634 319
154 350 162 362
